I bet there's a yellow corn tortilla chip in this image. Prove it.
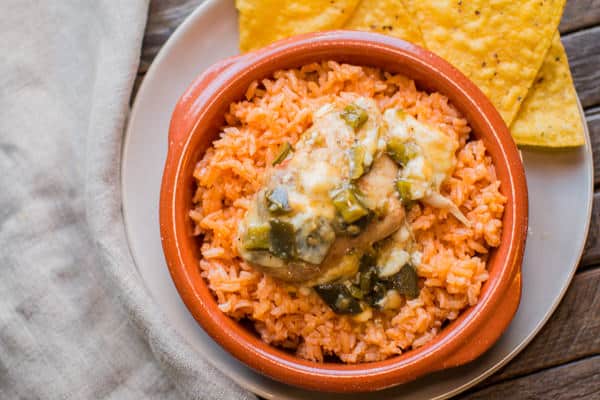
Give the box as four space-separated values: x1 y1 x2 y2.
402 0 565 125
510 33 584 147
344 0 425 46
237 0 361 52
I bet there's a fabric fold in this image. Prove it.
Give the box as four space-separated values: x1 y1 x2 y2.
0 0 252 398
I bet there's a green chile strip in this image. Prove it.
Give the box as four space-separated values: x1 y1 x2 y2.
341 104 368 130
359 268 375 293
269 219 295 260
387 138 419 166
349 145 366 180
243 223 270 250
331 186 369 223
313 262 420 314
272 142 293 166
393 264 419 299
314 283 362 314
347 284 364 299
395 178 413 202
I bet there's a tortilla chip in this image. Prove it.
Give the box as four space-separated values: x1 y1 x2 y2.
402 0 565 125
344 0 425 47
237 0 361 52
510 33 584 147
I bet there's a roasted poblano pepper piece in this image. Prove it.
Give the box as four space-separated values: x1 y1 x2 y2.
347 284 364 300
243 223 271 250
395 178 414 203
314 283 362 314
359 268 375 293
349 145 366 180
359 251 377 272
341 104 368 130
269 219 296 260
265 186 292 214
331 186 369 224
272 141 293 166
392 264 420 299
387 138 419 166
365 281 389 307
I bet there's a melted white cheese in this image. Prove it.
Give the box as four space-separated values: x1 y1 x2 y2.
383 108 469 225
378 248 410 277
299 160 340 195
383 109 458 198
353 97 383 167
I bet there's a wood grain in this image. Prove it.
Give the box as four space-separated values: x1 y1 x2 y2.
563 26 600 109
581 107 599 268
582 193 600 267
561 0 600 33
460 355 600 399
589 107 600 186
478 268 600 385
140 0 203 73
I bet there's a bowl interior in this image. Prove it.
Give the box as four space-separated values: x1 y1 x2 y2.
161 31 527 392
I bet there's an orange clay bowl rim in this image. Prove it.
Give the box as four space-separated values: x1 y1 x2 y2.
159 31 528 393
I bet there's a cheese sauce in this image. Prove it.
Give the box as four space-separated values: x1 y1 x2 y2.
237 99 468 316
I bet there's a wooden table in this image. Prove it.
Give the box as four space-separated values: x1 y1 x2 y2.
136 1 600 398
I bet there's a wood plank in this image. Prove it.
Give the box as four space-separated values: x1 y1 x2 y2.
460 355 600 399
140 0 203 73
589 107 600 186
563 26 600 109
560 0 600 33
582 192 600 267
481 268 600 385
581 108 599 268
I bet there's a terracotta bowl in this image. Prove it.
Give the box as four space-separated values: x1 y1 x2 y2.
160 31 528 393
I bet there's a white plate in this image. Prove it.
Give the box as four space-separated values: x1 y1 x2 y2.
122 0 594 398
